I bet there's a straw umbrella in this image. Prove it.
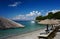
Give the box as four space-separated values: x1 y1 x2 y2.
54 19 60 24
38 19 59 32
0 17 24 29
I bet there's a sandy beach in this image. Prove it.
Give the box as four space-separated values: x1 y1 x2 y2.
54 29 60 39
4 28 60 39
5 29 45 39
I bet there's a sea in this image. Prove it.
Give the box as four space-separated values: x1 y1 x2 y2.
0 20 46 39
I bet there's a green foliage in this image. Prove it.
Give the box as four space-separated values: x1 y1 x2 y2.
36 16 47 20
36 11 60 20
46 12 53 19
53 11 60 19
36 16 43 20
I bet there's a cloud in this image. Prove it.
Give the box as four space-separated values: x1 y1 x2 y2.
51 10 60 13
26 11 35 16
8 2 21 7
46 10 60 16
12 11 41 20
12 15 26 20
26 11 41 16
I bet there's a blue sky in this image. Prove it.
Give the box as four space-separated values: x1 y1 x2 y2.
0 0 60 20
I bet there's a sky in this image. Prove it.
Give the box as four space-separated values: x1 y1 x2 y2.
0 0 60 20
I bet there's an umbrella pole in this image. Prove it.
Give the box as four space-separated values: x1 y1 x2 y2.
51 25 53 30
52 25 53 29
45 25 49 33
47 24 49 31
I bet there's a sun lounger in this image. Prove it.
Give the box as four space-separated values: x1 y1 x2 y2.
38 26 59 39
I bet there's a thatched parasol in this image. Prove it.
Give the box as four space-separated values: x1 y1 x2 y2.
38 19 59 32
0 17 24 29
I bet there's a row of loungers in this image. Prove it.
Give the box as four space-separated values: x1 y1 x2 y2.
38 25 60 39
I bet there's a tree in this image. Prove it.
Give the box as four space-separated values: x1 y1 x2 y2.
53 11 60 19
46 12 53 19
35 11 60 20
36 16 43 20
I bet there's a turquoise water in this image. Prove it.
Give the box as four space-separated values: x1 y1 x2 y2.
0 21 45 39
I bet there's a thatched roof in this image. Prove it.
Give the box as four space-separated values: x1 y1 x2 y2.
38 19 59 25
0 17 24 29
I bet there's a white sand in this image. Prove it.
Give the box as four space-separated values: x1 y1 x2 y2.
54 29 60 39
54 32 60 39
6 29 60 39
6 29 45 39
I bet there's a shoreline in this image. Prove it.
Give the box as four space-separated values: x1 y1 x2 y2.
5 28 46 39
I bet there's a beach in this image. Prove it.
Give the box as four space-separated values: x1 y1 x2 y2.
0 21 46 39
0 0 60 39
6 29 45 39
54 29 60 39
5 28 60 39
